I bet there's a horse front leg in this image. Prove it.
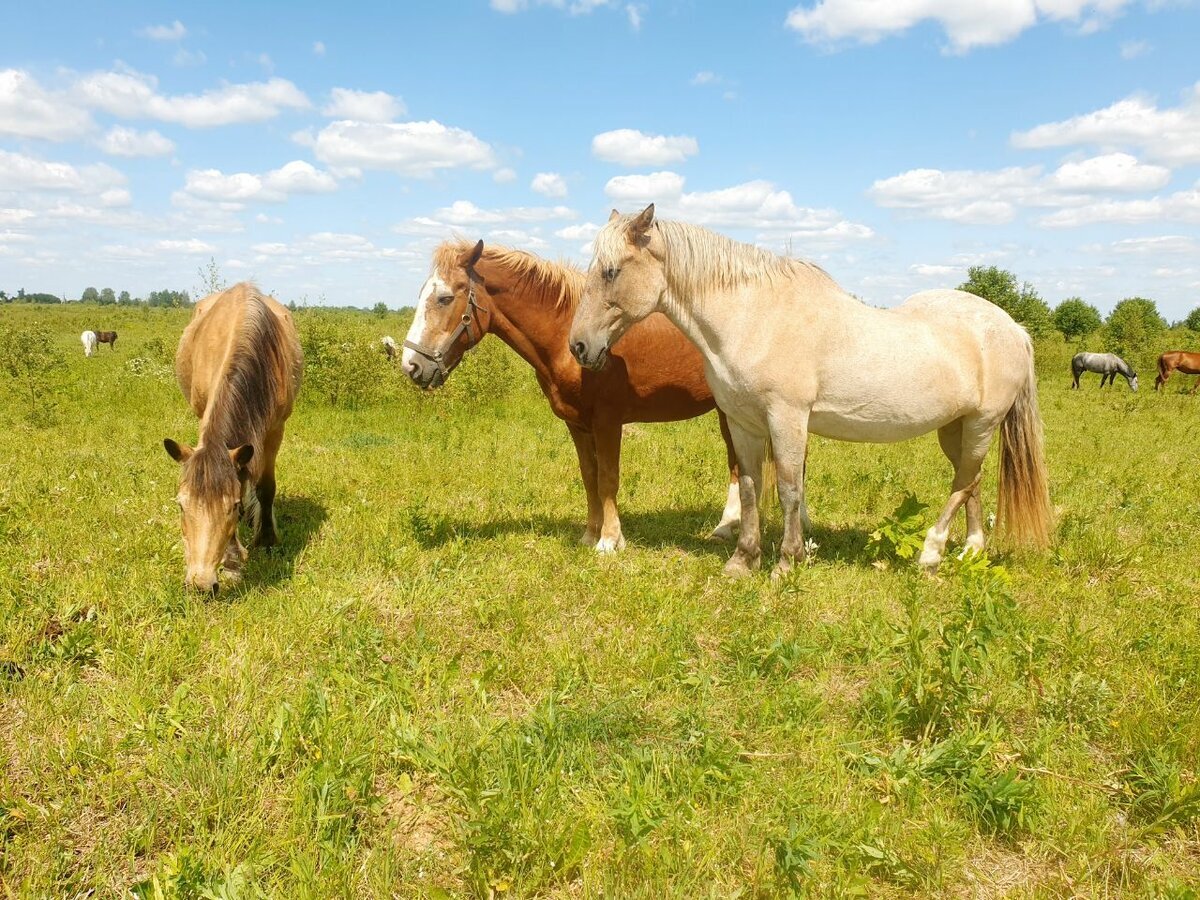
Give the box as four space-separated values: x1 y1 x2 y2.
568 425 603 547
723 422 767 578
709 410 741 543
593 422 625 553
252 429 283 548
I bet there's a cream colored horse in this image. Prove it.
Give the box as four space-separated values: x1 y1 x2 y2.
164 284 303 592
569 205 1052 578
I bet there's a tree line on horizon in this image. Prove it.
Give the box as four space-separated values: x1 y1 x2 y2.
0 287 194 308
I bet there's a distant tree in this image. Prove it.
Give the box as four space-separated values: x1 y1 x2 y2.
81 286 100 304
99 287 116 306
25 293 61 304
958 265 1052 337
17 288 25 300
148 288 192 308
1051 297 1102 341
1184 306 1200 332
118 290 133 306
372 301 388 319
1104 297 1166 359
0 290 8 303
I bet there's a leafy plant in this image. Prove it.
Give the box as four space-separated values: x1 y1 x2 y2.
869 494 928 562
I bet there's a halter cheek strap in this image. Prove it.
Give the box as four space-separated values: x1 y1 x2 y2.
402 273 488 380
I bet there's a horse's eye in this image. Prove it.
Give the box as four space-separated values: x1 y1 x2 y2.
438 294 455 306
603 267 619 283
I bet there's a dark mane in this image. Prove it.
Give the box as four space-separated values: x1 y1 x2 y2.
190 290 288 500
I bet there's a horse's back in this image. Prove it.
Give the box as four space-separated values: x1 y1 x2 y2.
176 283 302 417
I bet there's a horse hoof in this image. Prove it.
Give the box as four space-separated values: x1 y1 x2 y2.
708 524 735 543
255 531 278 549
580 531 599 547
595 535 624 553
723 554 759 578
770 562 792 581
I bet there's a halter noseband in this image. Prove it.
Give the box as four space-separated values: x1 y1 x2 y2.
403 272 488 380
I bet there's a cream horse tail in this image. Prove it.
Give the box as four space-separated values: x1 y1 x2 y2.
760 437 777 514
996 346 1052 549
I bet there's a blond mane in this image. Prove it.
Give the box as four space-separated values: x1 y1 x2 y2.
594 214 840 303
432 239 583 310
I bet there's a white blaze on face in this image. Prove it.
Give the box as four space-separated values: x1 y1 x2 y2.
402 275 446 370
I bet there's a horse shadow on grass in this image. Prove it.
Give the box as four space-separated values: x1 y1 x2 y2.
238 495 327 591
410 504 878 567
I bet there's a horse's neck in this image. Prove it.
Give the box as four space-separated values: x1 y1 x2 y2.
483 267 577 381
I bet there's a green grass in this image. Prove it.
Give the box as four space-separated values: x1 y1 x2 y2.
1 302 1198 897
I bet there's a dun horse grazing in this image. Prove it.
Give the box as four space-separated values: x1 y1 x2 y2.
81 331 98 357
94 331 118 350
1154 351 1200 392
382 335 398 361
164 283 303 592
403 238 748 551
570 206 1052 577
1071 352 1138 391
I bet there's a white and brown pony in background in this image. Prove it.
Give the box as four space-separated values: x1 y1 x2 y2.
570 206 1052 577
382 335 398 361
81 331 98 357
164 283 303 592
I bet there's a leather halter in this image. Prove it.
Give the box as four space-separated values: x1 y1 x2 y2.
403 272 487 380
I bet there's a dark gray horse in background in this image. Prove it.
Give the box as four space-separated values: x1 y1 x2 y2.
1071 352 1138 391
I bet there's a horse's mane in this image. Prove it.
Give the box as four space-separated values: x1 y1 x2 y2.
433 239 583 311
192 285 286 498
594 215 841 302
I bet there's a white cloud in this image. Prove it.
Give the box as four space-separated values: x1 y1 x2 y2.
1048 152 1170 192
75 67 310 127
691 71 720 86
0 69 93 141
555 222 601 240
1110 235 1198 254
313 41 327 56
0 149 125 194
179 160 338 206
173 48 207 67
311 120 497 177
785 0 1137 52
592 128 699 166
323 87 405 122
531 172 568 197
1120 38 1150 59
96 125 175 157
626 4 644 29
491 0 617 13
419 200 575 227
1012 84 1200 166
910 263 959 277
139 20 186 41
870 154 1172 224
493 167 518 184
604 171 686 201
1037 189 1200 227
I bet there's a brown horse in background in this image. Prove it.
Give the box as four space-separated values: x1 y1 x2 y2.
94 331 118 350
164 283 303 592
1155 351 1200 392
402 239 759 552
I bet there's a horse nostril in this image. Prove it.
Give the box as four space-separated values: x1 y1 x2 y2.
572 341 586 360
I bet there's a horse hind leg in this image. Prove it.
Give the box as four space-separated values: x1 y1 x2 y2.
710 411 741 542
920 419 988 570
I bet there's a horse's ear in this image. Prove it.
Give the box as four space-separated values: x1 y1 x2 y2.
628 203 655 236
460 239 484 269
608 208 621 222
164 438 192 463
229 444 254 470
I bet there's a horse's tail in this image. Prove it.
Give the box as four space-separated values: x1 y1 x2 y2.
760 437 776 515
997 344 1053 550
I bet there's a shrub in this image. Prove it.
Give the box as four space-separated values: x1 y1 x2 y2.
298 313 396 408
0 321 63 425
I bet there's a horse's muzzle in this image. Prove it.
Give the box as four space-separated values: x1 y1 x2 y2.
570 340 609 372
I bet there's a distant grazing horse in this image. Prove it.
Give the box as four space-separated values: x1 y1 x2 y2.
382 335 398 361
1155 351 1200 393
570 206 1052 577
94 330 118 350
1071 352 1138 391
81 331 98 357
402 238 749 551
164 283 303 593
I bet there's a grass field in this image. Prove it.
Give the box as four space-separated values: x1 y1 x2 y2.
1 301 1199 898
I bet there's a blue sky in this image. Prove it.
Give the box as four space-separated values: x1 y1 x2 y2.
2 1 1199 317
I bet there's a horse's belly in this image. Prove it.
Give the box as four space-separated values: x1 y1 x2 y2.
808 410 955 443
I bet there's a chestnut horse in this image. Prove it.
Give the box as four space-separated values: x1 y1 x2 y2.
164 283 303 592
402 239 749 551
1154 351 1200 392
94 330 118 350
